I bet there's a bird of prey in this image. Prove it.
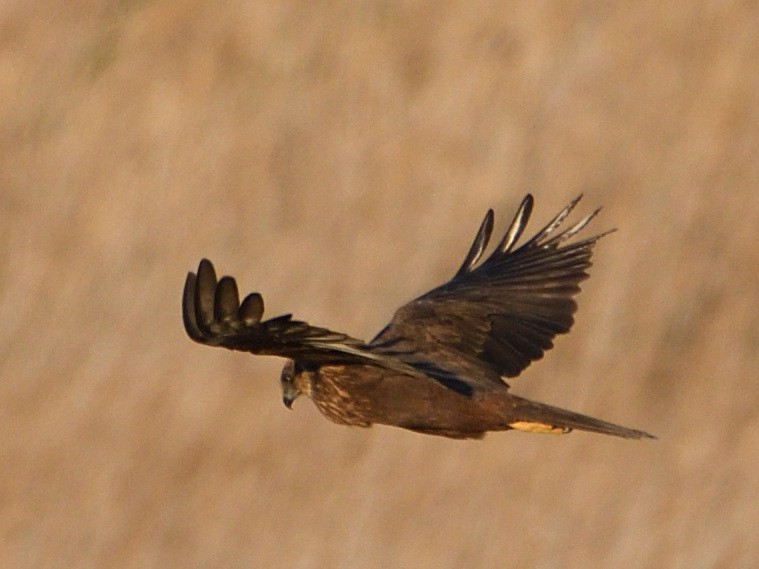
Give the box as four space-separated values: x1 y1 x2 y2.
182 195 654 440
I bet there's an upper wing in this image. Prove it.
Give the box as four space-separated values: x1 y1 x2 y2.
183 259 468 386
368 194 612 391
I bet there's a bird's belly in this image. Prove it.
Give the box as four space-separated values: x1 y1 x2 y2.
310 376 373 427
311 365 505 435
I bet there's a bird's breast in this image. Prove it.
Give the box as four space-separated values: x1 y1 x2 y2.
309 365 376 427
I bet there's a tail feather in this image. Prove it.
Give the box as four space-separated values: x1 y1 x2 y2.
508 397 656 440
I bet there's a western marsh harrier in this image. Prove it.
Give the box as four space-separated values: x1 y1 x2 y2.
182 195 654 440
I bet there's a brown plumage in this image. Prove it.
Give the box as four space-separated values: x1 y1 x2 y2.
182 194 655 440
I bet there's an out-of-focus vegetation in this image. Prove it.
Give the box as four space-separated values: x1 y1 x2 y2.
1 2 757 567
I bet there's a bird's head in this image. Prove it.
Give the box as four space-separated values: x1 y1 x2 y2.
280 360 314 409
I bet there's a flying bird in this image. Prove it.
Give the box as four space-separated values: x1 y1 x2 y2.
182 195 655 440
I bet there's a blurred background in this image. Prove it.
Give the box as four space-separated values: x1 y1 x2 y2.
2 1 758 567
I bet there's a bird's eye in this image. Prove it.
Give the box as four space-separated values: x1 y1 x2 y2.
281 361 296 384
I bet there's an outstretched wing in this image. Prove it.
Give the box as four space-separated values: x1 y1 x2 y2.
183 259 465 385
183 258 374 364
368 194 611 392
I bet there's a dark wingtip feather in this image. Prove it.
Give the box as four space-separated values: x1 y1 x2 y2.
493 193 535 255
214 276 240 323
239 292 265 325
182 271 205 342
194 259 218 329
454 209 494 277
522 194 584 249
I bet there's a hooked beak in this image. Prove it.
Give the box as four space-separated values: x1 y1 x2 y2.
281 375 299 409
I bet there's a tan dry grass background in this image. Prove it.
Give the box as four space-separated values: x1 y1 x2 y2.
1 1 758 568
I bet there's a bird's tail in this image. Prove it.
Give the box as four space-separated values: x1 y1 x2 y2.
506 395 656 440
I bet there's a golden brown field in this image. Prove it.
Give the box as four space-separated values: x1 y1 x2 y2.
2 2 758 567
